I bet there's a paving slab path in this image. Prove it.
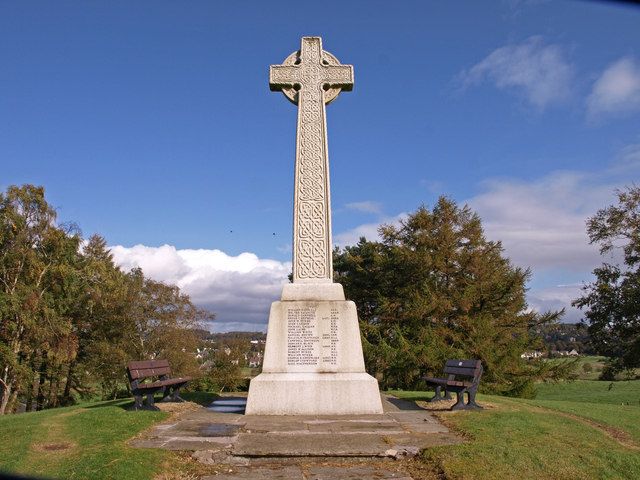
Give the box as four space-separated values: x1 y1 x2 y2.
130 394 461 479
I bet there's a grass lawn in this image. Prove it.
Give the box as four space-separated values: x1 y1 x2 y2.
0 392 216 480
0 398 168 480
392 379 640 480
535 379 640 405
2 383 639 480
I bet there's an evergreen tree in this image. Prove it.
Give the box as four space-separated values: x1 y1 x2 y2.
334 197 566 396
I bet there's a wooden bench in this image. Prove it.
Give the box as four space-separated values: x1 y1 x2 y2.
127 359 191 411
422 359 483 410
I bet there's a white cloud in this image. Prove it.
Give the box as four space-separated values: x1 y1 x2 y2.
527 284 584 322
587 57 640 119
338 171 612 273
457 36 574 110
110 244 290 333
110 162 631 331
344 201 383 215
335 168 631 322
467 171 612 271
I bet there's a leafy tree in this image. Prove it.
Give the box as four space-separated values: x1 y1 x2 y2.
203 348 244 393
334 197 567 396
573 186 640 377
0 185 81 413
1 185 214 413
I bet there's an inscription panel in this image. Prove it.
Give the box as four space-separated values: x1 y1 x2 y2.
286 304 340 371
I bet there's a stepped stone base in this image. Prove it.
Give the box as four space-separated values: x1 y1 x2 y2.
246 285 383 415
245 372 382 415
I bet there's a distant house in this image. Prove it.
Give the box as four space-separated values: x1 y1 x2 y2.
248 355 262 368
555 350 579 357
521 351 543 359
195 347 210 360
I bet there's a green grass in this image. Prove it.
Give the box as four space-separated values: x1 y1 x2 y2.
391 380 640 480
3 382 640 480
0 398 168 480
536 379 640 404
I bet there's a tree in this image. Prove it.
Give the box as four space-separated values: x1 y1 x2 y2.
334 197 566 396
0 185 81 414
1 185 215 413
203 348 244 393
573 186 640 377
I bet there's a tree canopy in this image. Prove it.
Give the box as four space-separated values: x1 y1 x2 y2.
334 197 566 396
573 186 640 378
0 185 212 414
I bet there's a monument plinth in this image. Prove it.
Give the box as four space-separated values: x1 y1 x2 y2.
245 37 383 415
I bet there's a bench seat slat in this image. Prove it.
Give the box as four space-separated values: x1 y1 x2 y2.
136 377 192 389
423 376 472 388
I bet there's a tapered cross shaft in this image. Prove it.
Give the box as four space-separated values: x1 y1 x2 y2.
270 37 354 283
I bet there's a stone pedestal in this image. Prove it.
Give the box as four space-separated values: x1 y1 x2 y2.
245 288 383 415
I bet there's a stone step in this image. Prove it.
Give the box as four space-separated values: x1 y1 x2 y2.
232 432 392 457
201 464 413 480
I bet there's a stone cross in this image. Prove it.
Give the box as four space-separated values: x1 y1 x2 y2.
270 37 354 284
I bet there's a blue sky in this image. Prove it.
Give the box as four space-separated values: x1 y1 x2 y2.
2 1 639 331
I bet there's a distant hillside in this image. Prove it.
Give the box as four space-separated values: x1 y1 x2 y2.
198 331 266 342
533 323 595 355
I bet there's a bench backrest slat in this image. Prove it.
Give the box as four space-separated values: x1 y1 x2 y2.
444 365 478 376
445 359 480 369
443 359 482 381
127 359 171 380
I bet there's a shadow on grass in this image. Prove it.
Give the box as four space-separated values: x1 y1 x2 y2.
385 395 429 410
181 391 219 407
84 398 134 410
81 391 219 410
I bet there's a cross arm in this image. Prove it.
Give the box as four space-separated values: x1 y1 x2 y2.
269 65 301 91
322 64 354 91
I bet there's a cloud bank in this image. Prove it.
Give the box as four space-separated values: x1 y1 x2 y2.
467 171 609 271
110 245 290 332
111 162 630 330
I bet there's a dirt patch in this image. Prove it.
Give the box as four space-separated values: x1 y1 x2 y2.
156 401 202 416
415 399 498 412
32 441 75 452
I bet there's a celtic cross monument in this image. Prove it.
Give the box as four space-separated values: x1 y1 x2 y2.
246 37 383 415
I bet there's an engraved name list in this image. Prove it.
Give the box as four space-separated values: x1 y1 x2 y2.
286 305 339 368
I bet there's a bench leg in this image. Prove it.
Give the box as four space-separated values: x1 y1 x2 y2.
133 394 144 410
161 384 186 403
430 385 452 402
466 388 483 409
144 392 160 411
130 392 160 411
450 390 468 411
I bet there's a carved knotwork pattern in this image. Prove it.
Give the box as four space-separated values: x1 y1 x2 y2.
297 239 327 278
296 84 327 279
270 38 353 281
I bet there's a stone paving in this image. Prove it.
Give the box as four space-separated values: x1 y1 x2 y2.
130 394 462 479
